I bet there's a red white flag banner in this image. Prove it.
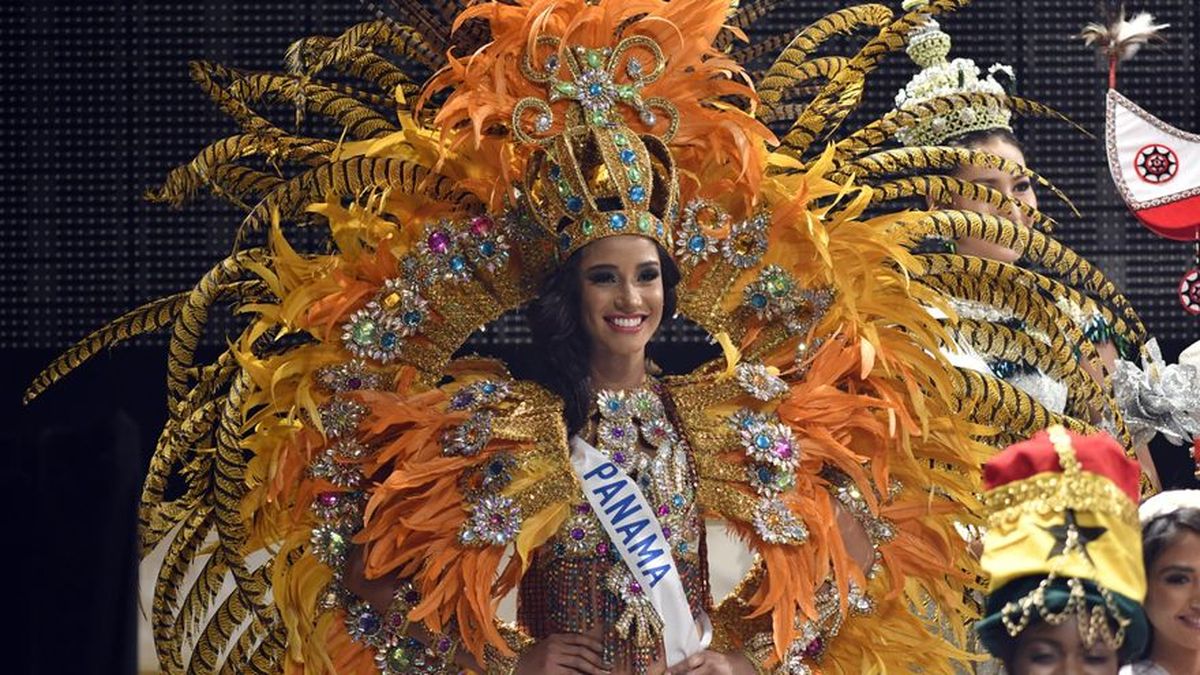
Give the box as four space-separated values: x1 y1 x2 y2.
1106 89 1200 241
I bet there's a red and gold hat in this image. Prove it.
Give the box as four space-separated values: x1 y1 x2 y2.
976 425 1148 659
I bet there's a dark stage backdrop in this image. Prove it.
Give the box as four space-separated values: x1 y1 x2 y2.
2 0 1199 353
2 2 1198 674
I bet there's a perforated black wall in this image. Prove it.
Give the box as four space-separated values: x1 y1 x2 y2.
2 0 1197 350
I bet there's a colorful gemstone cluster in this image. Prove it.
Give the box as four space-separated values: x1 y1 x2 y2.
729 408 807 544
748 579 877 673
735 362 789 401
459 493 522 546
674 199 728 266
605 564 665 648
545 41 664 130
342 214 508 364
721 212 770 269
590 385 700 556
339 582 457 674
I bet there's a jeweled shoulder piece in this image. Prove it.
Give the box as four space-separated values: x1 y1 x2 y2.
512 35 679 260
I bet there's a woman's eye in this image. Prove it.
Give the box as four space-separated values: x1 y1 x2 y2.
1014 180 1032 193
1085 653 1113 665
587 272 617 284
638 269 660 282
1165 573 1191 585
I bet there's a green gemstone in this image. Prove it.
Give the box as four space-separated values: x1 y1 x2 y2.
557 181 571 197
638 212 651 232
617 84 635 100
626 166 641 182
581 220 595 235
590 110 607 125
613 134 627 146
586 49 604 69
387 647 411 671
553 81 578 97
766 276 793 297
351 319 376 346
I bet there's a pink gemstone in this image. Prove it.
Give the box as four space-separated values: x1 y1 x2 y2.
388 613 405 627
629 581 643 594
657 504 670 517
469 215 494 236
804 637 823 658
428 230 451 254
317 492 340 507
596 542 609 554
774 439 793 459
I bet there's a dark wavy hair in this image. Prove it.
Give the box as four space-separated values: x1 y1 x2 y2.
1136 505 1200 659
526 241 680 436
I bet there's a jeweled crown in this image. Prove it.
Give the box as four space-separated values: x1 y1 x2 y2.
894 0 1015 146
512 36 679 260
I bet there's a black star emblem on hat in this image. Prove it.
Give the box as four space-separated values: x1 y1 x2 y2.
1040 508 1107 564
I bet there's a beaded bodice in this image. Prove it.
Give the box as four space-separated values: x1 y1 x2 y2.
516 383 710 672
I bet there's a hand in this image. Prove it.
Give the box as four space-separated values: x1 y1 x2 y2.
834 501 875 573
666 650 757 675
515 633 609 675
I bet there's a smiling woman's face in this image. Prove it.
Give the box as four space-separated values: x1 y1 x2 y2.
1145 530 1200 658
577 235 664 364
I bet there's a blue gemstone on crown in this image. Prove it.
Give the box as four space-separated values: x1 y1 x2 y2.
609 213 627 230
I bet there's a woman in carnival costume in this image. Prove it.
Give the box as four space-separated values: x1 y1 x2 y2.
1122 490 1200 675
891 0 1152 476
22 0 1152 672
976 426 1149 673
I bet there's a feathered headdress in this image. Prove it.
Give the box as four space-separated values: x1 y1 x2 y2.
1080 5 1169 88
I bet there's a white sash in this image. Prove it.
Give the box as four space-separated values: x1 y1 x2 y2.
569 435 712 666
